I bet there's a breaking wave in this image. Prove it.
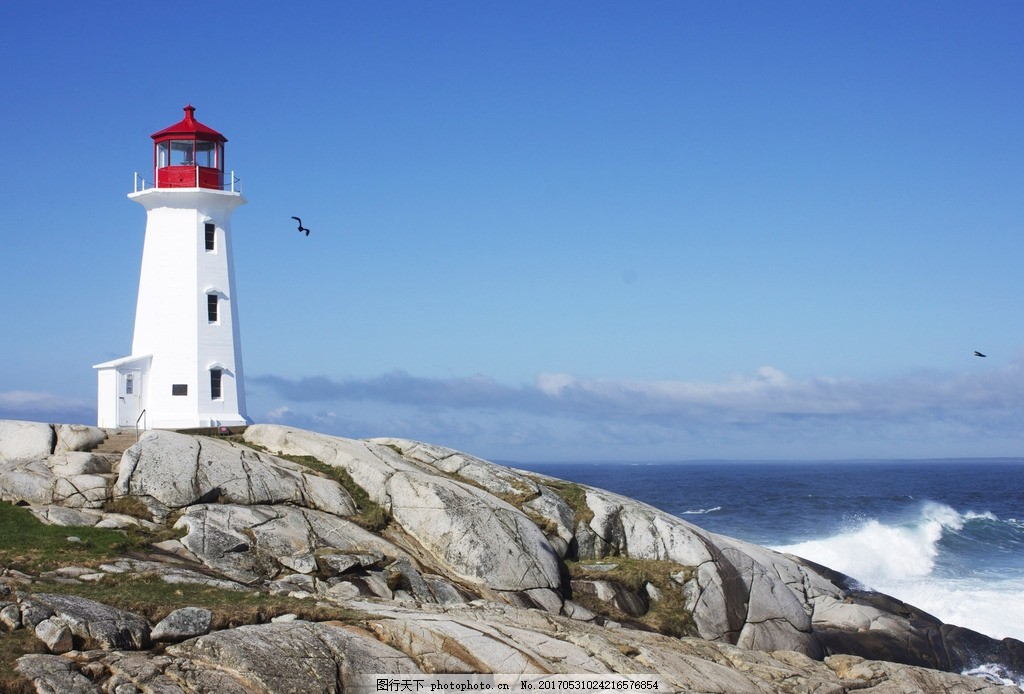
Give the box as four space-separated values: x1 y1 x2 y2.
771 501 1024 642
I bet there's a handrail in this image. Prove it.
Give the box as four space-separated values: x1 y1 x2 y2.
133 170 241 193
135 409 147 442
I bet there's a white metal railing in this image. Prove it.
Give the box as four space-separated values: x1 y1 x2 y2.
133 172 152 192
133 169 241 193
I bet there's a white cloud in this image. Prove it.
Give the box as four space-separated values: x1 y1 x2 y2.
0 391 91 412
249 359 1024 459
265 405 293 421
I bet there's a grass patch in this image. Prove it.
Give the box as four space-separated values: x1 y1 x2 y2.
541 480 595 526
449 472 540 510
102 496 153 520
568 558 698 638
381 443 405 456
0 628 44 694
0 501 149 574
1 574 367 688
18 572 364 629
232 441 390 531
280 454 390 531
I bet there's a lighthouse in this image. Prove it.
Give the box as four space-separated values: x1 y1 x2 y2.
94 106 251 430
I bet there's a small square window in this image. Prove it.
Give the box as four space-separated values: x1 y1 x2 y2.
172 384 188 396
205 223 215 251
210 369 223 400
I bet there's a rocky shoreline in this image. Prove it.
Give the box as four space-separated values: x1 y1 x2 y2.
1 418 1022 692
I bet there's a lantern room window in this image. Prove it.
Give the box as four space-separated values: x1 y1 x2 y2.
170 140 196 166
196 141 220 168
156 140 221 169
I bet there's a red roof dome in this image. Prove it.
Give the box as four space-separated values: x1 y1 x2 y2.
151 105 227 143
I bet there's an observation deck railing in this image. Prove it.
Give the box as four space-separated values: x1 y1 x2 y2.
133 169 241 194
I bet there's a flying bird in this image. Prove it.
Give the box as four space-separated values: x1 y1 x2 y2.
291 216 310 236
974 351 987 358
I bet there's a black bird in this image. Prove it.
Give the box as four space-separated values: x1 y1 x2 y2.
291 216 310 236
974 351 987 358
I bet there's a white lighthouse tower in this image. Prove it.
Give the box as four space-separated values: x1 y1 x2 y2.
94 105 250 430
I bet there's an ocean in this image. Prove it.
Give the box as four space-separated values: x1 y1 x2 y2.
511 459 1024 646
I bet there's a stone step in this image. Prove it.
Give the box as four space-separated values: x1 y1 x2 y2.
94 431 142 455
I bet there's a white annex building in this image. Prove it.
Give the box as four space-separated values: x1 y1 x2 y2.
94 105 251 430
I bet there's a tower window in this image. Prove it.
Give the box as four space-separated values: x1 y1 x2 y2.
172 384 188 396
205 223 216 251
210 369 223 400
207 294 219 323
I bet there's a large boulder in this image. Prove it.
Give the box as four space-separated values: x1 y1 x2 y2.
385 471 562 593
15 654 100 694
375 438 580 552
0 421 115 509
116 430 356 517
248 426 564 595
0 420 54 464
19 593 150 650
167 620 420 691
53 424 107 453
373 438 544 502
151 607 213 643
244 425 419 506
370 616 550 674
571 486 821 655
175 503 409 583
0 453 114 509
581 487 716 566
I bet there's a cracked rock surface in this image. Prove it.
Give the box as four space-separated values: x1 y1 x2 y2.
1 419 1022 692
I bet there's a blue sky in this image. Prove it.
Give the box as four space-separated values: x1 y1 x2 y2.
2 2 1023 461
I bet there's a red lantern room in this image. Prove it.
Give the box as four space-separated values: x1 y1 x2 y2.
151 105 227 189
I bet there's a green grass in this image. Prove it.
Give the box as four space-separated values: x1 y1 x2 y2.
568 558 698 637
0 501 149 574
539 480 595 526
0 628 45 694
102 496 154 520
276 453 389 531
231 440 390 531
381 443 405 456
18 571 363 629
0 572 366 691
448 472 541 510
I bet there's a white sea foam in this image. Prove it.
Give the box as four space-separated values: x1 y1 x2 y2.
681 506 721 515
962 663 1024 690
772 502 1024 641
774 501 960 582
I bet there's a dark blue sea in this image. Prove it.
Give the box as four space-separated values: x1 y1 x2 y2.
511 459 1024 648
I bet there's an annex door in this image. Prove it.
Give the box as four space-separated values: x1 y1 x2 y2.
117 370 142 427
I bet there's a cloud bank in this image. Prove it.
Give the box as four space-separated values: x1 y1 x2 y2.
249 360 1024 460
0 391 95 427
